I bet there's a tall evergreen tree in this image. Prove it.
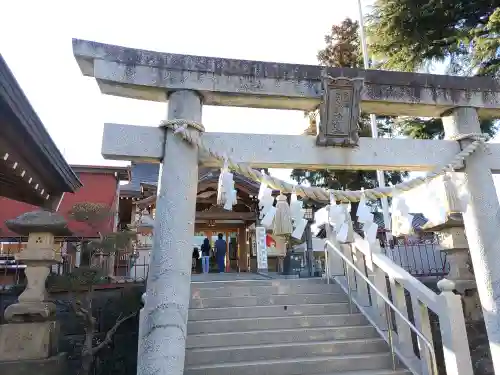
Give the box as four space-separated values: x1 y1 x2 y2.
366 0 499 139
367 0 500 77
291 18 406 224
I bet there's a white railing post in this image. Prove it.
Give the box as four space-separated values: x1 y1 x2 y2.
437 281 474 375
328 232 475 375
411 295 435 375
387 278 414 356
325 224 344 277
352 245 371 306
362 239 389 329
342 243 357 292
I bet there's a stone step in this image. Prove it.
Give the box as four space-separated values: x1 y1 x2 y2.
190 283 341 298
189 292 347 308
186 325 379 348
187 313 368 334
188 302 358 321
190 278 327 289
184 352 397 375
301 371 411 375
185 338 388 366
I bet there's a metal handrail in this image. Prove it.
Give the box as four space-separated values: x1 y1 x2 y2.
325 240 438 375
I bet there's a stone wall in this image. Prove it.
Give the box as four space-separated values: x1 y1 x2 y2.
0 283 144 375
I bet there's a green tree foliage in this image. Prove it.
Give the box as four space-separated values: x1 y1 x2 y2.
367 0 500 77
48 202 138 375
367 0 499 139
396 117 498 140
317 18 364 68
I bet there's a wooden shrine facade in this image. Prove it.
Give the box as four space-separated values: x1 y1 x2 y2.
129 168 260 272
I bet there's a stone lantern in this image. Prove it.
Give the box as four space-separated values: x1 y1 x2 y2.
0 210 71 372
421 213 481 321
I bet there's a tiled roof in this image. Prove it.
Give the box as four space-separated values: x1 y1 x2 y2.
198 169 260 194
120 163 160 196
121 164 260 198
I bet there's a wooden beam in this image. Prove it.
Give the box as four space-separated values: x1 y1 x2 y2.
73 39 500 118
196 211 255 220
103 123 471 172
195 225 245 232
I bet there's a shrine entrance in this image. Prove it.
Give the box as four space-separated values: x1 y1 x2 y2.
73 38 500 375
194 228 242 273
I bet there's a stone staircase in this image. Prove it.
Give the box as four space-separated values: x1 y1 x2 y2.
185 278 410 375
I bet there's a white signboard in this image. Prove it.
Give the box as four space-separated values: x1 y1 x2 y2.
256 226 268 271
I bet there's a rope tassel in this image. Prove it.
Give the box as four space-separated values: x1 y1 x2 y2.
273 194 293 237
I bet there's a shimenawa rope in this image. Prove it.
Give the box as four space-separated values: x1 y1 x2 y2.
160 119 486 203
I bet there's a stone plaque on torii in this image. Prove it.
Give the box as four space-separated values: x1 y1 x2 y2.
73 39 500 375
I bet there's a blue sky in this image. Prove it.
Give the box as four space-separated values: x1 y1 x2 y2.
1 0 499 210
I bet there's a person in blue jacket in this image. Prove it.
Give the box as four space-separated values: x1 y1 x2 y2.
214 233 227 273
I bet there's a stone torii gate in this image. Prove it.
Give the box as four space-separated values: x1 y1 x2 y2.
72 39 500 375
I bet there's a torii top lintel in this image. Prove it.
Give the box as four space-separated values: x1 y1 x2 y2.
73 38 500 118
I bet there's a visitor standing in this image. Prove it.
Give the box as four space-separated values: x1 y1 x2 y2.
192 247 200 273
200 237 211 274
214 233 227 273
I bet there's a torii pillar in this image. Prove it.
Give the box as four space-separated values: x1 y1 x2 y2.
443 107 500 374
137 90 202 375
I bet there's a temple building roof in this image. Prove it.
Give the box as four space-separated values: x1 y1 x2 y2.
132 167 259 209
0 54 82 207
119 162 159 198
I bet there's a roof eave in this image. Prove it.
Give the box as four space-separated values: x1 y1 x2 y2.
70 164 130 181
0 54 82 194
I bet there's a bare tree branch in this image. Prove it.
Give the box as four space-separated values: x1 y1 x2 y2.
91 311 138 355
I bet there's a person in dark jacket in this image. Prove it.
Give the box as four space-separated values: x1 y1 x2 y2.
200 238 211 274
214 233 227 273
192 247 200 273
